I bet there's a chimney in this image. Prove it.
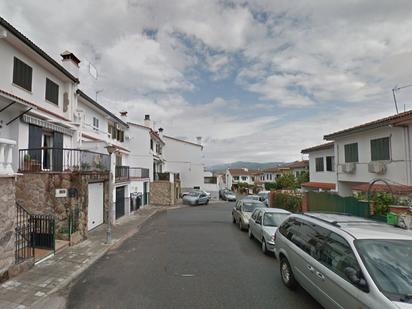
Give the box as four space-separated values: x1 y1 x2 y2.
158 128 164 139
60 51 80 79
196 136 202 145
144 114 153 129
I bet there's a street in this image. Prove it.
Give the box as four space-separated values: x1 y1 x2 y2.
66 202 322 309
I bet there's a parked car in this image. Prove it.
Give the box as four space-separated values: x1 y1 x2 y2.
242 194 260 201
275 213 412 309
182 189 211 199
222 190 236 201
257 191 270 206
182 191 210 206
232 200 266 230
219 188 228 199
248 208 290 254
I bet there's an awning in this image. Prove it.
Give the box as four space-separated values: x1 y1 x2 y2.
22 114 73 136
302 182 336 190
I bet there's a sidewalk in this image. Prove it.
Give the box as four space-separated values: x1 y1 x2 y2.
0 206 165 309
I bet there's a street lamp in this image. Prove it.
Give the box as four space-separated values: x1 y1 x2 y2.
105 144 117 244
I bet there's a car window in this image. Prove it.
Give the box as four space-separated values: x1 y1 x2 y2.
242 201 264 212
256 211 263 223
355 239 412 301
236 201 242 210
263 213 290 227
251 209 259 220
319 232 361 284
279 218 329 259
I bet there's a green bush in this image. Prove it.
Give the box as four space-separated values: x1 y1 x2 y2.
271 192 302 213
296 171 309 185
265 182 277 191
373 192 396 215
275 174 298 190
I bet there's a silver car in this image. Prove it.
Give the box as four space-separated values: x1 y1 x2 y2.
232 200 266 230
182 191 209 206
275 213 412 309
248 208 290 254
222 190 236 201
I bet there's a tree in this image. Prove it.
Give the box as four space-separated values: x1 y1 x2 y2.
264 182 277 191
296 171 309 186
275 174 297 190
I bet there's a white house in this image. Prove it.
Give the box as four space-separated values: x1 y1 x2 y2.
0 17 79 172
301 142 337 192
162 135 204 191
324 110 412 196
226 168 258 190
285 160 309 178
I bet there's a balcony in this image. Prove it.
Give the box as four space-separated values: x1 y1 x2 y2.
115 166 150 183
154 172 180 182
19 148 110 173
0 138 16 175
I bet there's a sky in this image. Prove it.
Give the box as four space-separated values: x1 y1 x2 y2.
2 0 412 165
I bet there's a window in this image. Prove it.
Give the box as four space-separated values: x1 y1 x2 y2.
241 176 247 181
108 125 116 139
371 137 390 161
326 156 334 171
150 139 154 150
93 117 99 131
315 157 324 172
45 78 59 104
233 176 239 180
319 232 362 285
13 57 33 91
344 143 359 163
117 129 124 142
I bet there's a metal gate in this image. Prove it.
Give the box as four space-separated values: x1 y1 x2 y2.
115 186 125 219
15 203 34 263
306 191 369 217
15 203 55 264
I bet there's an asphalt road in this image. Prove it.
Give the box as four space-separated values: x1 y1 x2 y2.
66 202 322 309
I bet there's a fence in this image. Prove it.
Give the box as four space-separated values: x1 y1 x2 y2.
306 191 370 217
115 166 150 182
19 148 110 172
15 203 55 264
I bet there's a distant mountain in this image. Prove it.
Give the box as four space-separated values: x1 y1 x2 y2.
207 161 284 172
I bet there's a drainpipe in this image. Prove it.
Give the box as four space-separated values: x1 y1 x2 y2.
406 126 412 185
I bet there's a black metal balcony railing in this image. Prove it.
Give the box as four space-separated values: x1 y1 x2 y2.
155 172 180 181
19 148 110 172
204 176 217 184
115 166 150 182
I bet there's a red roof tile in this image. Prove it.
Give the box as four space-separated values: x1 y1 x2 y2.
302 182 336 190
324 109 412 140
352 183 412 194
301 142 334 154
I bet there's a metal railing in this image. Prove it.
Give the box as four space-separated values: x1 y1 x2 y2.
19 147 110 172
155 172 180 181
15 203 55 264
19 148 110 172
15 203 34 264
115 166 150 182
204 176 217 184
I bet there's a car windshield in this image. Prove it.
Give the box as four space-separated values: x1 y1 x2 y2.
259 193 268 199
242 202 263 212
355 239 412 302
226 191 234 195
245 196 259 201
263 213 289 227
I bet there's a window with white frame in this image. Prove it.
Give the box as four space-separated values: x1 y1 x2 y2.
93 117 99 131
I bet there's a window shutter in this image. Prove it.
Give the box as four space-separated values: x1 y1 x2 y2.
371 137 390 161
13 57 33 91
45 78 59 105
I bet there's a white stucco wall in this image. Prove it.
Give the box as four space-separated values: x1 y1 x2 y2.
334 126 410 185
126 123 155 181
163 136 203 190
308 147 336 184
0 39 74 121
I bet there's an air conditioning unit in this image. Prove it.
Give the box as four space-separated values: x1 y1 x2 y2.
368 161 387 174
342 162 356 174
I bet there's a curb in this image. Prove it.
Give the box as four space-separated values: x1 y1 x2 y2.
30 207 164 308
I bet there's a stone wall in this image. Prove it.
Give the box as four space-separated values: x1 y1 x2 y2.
150 180 180 206
16 171 109 240
0 177 16 280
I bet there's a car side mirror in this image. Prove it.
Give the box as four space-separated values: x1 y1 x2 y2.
344 267 369 292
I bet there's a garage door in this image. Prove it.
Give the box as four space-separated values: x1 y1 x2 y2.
88 182 104 231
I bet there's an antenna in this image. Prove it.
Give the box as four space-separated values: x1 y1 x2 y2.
392 83 412 114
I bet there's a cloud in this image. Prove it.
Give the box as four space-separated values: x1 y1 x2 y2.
2 1 412 164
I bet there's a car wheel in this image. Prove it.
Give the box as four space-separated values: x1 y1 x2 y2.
280 257 297 290
261 239 268 254
232 216 236 224
205 200 209 205
239 220 243 231
248 228 253 239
